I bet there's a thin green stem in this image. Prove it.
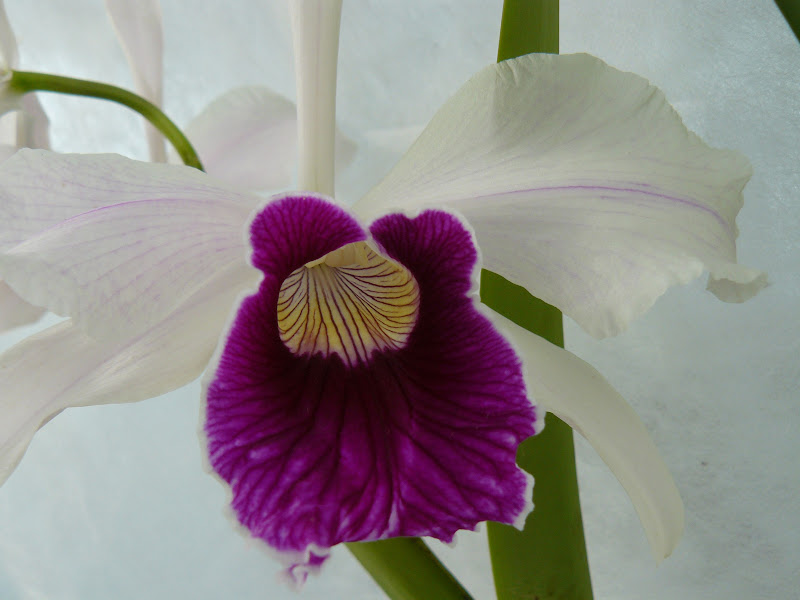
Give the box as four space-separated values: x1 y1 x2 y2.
775 0 800 42
496 0 559 59
8 70 203 170
483 2 594 599
347 539 473 600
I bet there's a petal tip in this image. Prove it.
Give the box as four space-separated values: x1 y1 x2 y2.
511 469 535 531
648 498 685 564
277 545 331 589
707 267 769 303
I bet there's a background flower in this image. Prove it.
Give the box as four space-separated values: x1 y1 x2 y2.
105 0 354 189
0 0 48 332
0 2 796 600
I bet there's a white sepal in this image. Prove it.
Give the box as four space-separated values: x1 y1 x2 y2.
488 310 684 560
105 0 166 161
0 263 258 487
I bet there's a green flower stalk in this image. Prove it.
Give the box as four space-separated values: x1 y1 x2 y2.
7 71 203 170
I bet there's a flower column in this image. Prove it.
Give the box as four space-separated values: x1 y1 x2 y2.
291 0 339 196
289 1 474 597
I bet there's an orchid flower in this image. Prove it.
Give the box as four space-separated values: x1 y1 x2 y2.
0 0 49 332
0 0 765 586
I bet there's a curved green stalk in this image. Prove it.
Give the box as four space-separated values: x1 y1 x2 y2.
483 2 595 599
8 70 203 170
347 539 473 600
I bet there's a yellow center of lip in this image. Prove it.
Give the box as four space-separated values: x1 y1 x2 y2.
277 242 420 366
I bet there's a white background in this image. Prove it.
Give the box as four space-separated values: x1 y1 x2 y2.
0 1 798 598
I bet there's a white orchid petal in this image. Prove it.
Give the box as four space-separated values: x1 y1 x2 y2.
0 96 49 156
0 95 53 152
0 279 43 332
707 262 768 302
0 143 16 162
175 86 355 191
334 125 356 175
104 0 166 161
0 150 258 252
183 86 297 191
291 0 342 195
0 0 18 72
356 53 765 338
0 1 22 119
0 92 20 119
0 263 257 487
17 94 51 150
487 310 684 561
0 151 260 339
0 197 255 341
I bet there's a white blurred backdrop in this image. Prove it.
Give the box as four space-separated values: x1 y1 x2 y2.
0 1 798 598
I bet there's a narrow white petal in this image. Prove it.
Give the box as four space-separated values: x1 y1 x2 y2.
0 0 18 73
0 263 257 487
356 53 765 338
0 0 22 119
0 93 20 118
17 94 51 150
334 125 356 175
291 0 342 195
183 86 297 191
104 0 166 161
0 279 43 332
487 310 684 561
0 143 16 162
0 95 52 151
0 150 259 252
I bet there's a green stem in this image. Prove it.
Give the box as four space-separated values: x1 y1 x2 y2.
347 539 473 600
483 2 594 600
775 0 800 42
8 70 203 170
496 0 559 58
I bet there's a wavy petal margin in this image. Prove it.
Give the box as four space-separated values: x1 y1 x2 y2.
356 53 766 338
203 195 536 584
